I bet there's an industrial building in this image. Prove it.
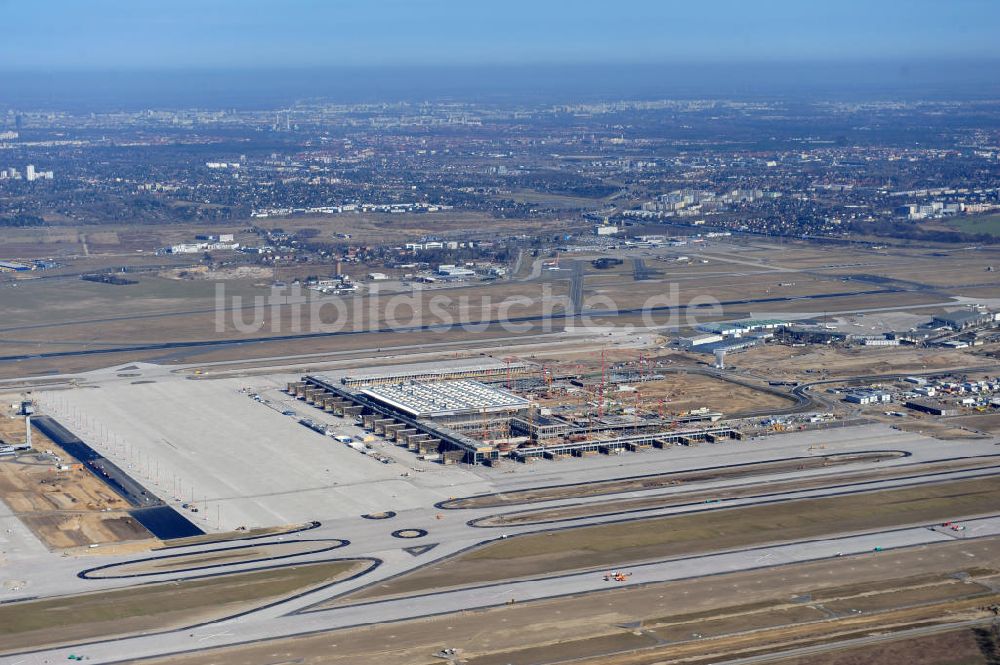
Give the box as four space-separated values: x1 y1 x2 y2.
932 310 994 330
680 319 786 355
782 326 848 344
437 264 477 278
844 389 893 405
679 333 723 348
697 319 787 336
695 337 763 355
0 260 32 272
904 400 958 416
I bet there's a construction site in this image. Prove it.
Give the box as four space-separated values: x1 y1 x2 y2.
287 354 766 465
2 338 1000 665
0 401 150 549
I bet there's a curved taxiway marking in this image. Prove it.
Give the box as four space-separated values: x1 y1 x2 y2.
79 539 348 580
390 528 429 539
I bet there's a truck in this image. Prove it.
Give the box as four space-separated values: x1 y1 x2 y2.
299 418 329 435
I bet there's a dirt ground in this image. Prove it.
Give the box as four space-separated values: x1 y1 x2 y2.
159 265 274 281
134 538 1000 665
543 596 1000 665
530 350 795 417
621 374 792 415
893 420 991 441
949 413 1000 435
767 626 997 665
0 415 150 549
734 344 988 382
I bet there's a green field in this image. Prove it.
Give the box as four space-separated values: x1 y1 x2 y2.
952 213 1000 238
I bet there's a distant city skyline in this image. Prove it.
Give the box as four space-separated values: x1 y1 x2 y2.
2 0 998 71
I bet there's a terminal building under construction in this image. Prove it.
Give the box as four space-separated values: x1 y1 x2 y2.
287 359 742 465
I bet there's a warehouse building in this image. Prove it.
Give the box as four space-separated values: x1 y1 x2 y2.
844 389 892 405
697 319 787 336
932 310 994 330
904 400 958 416
437 264 476 278
0 260 32 272
694 337 763 355
679 333 723 348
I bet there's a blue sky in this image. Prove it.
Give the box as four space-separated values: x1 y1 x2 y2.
2 0 998 70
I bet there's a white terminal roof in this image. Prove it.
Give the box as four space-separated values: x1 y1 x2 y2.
361 379 530 418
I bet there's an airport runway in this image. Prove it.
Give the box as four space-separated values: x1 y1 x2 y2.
2 449 1000 664
5 514 1000 664
0 286 904 363
3 386 999 665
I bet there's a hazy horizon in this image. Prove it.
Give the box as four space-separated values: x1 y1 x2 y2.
2 59 999 111
4 0 998 70
1 0 998 109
